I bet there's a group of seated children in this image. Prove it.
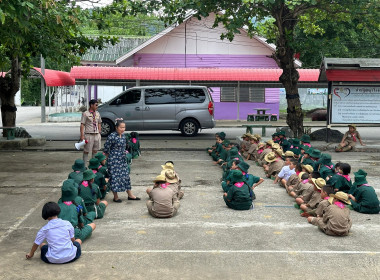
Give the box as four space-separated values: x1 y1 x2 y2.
207 132 264 210
26 152 112 264
146 162 183 218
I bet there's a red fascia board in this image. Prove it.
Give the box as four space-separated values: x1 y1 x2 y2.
34 68 76 87
326 69 380 82
70 66 320 82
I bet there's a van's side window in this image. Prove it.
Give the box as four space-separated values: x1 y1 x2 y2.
145 89 176 104
110 90 141 105
175 89 206 103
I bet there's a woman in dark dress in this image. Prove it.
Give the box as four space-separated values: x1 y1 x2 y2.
103 120 140 203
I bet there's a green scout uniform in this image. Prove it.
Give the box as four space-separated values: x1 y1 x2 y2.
78 182 106 219
93 171 108 199
224 182 252 210
329 174 352 193
58 201 93 241
319 165 334 181
58 196 96 225
301 157 314 166
68 171 84 185
350 185 380 214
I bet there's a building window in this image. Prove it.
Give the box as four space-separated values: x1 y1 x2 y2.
220 87 265 102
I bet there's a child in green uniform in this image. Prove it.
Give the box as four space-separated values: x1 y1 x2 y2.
95 152 108 177
237 161 264 200
348 175 380 214
128 131 141 159
223 170 252 210
78 170 108 219
88 158 108 199
58 180 96 242
329 163 352 193
68 159 86 184
317 154 335 181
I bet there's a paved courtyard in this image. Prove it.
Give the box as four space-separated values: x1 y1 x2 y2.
1 140 380 279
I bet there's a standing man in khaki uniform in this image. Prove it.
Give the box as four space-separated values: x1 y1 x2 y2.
80 99 102 165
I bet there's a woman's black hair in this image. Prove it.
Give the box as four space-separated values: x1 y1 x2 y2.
42 202 61 220
115 120 124 128
340 163 351 175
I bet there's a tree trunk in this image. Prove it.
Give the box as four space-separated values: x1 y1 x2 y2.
0 57 20 137
272 6 304 138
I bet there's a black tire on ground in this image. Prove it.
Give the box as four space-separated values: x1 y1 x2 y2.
101 118 115 137
180 119 199 137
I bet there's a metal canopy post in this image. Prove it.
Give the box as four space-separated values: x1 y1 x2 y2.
237 81 240 121
40 55 46 123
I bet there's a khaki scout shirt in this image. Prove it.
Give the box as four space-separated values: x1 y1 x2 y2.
267 159 284 176
149 187 178 218
318 204 352 235
81 110 102 134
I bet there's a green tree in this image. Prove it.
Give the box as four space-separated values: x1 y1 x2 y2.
129 0 377 136
0 0 117 133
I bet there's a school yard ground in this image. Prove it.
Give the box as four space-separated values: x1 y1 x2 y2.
1 137 380 279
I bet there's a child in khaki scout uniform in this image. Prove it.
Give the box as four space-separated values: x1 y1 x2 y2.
253 142 266 162
58 180 96 243
161 169 184 200
295 175 324 207
348 174 380 214
309 192 352 236
146 174 180 218
257 140 274 166
239 133 251 155
264 150 284 179
88 158 108 199
300 178 326 216
288 172 309 197
78 170 108 219
68 159 87 184
223 170 252 210
306 184 335 219
336 124 365 152
244 135 258 160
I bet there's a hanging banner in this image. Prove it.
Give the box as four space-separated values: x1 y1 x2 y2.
331 86 380 123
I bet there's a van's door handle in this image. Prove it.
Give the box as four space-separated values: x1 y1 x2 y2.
135 107 141 111
145 107 150 111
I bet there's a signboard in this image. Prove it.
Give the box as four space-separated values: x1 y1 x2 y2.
331 86 380 123
307 88 327 95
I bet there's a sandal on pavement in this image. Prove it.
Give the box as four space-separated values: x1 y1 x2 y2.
113 198 122 203
128 196 141 200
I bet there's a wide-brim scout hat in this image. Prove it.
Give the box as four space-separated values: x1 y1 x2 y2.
348 124 356 130
82 169 96 181
291 148 301 156
61 179 78 201
281 140 291 150
302 164 314 174
274 148 284 157
304 147 313 155
311 178 326 190
253 134 261 141
300 134 311 143
283 150 294 158
271 143 281 150
258 142 265 148
300 145 308 151
88 158 100 170
354 169 367 178
264 152 277 163
354 174 368 186
95 152 106 162
161 169 179 183
216 132 226 140
72 159 86 172
153 174 167 183
222 139 231 147
292 138 301 147
329 191 351 205
161 162 174 170
319 153 333 165
238 161 250 173
266 140 274 146
309 149 321 158
278 130 286 136
242 133 249 138
229 147 239 157
230 170 244 183
298 171 306 179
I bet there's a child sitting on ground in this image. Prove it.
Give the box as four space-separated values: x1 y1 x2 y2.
309 192 352 236
299 178 326 217
26 202 82 264
274 158 297 187
336 124 365 152
348 174 380 214
146 174 180 218
306 184 335 219
288 172 310 197
223 170 252 210
236 162 264 200
329 162 352 193
68 159 86 184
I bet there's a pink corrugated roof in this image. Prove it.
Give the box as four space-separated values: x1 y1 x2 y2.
70 66 320 82
33 68 75 86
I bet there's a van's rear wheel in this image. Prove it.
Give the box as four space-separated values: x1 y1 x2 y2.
101 119 115 137
180 119 199 137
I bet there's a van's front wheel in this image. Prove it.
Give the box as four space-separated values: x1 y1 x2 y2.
180 119 199 137
101 119 115 137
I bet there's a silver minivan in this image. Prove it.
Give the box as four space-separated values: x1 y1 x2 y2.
98 85 215 137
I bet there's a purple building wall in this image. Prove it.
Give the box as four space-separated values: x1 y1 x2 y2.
133 54 279 68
